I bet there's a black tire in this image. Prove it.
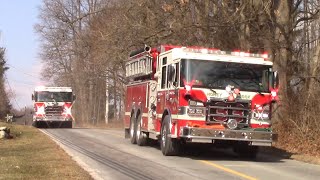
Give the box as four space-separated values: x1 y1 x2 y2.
136 113 148 146
233 142 259 159
129 115 137 144
32 121 38 128
64 121 73 128
160 115 180 156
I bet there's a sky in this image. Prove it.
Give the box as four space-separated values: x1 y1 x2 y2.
0 0 45 109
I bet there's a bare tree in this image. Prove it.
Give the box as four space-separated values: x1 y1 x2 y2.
0 47 11 119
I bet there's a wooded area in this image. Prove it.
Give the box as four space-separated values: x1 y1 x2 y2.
0 46 11 119
33 0 320 155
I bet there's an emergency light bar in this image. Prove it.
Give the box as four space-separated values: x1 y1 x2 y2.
182 47 269 59
182 47 222 54
231 51 269 59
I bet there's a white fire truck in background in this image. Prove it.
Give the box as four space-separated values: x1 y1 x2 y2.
124 45 279 157
32 86 75 128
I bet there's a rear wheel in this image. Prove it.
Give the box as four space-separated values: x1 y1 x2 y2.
136 113 148 146
160 115 180 156
129 115 137 144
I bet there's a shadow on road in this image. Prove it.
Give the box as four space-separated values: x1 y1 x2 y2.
184 145 293 163
145 139 293 163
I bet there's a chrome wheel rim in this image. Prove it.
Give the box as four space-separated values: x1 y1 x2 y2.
136 121 141 140
161 127 166 148
130 119 134 138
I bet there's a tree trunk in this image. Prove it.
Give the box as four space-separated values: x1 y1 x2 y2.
274 0 292 97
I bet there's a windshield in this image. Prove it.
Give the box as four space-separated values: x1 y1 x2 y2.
35 91 73 102
180 59 271 92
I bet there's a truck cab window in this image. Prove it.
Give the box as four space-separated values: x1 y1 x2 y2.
175 63 179 87
167 63 179 88
161 66 167 89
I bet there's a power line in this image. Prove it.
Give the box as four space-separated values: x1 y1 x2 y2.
8 79 35 87
7 64 41 79
4 74 21 109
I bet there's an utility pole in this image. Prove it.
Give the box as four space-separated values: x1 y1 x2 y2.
24 106 27 125
105 77 109 124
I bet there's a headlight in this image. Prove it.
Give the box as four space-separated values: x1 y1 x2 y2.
185 85 192 91
225 85 232 92
188 100 204 106
227 119 238 129
252 104 270 120
36 105 45 115
262 105 271 120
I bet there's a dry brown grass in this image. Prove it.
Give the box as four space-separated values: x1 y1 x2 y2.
272 92 320 159
0 122 93 180
268 89 320 165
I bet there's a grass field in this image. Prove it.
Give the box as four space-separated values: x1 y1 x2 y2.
0 122 93 179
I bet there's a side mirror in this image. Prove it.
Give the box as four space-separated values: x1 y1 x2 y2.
274 71 279 88
269 71 279 89
32 94 34 100
73 94 76 101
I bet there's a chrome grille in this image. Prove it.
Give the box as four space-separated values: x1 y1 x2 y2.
207 99 250 126
45 106 63 116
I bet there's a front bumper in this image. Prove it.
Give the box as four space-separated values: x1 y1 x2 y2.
180 127 277 146
33 116 73 122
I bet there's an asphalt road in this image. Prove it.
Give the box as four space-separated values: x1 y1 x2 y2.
40 128 320 180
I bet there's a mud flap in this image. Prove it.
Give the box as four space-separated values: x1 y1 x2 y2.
125 128 130 138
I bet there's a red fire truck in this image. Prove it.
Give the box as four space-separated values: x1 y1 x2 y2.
32 86 76 128
124 45 279 157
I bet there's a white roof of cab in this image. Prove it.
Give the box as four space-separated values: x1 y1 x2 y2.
34 86 73 92
168 48 273 66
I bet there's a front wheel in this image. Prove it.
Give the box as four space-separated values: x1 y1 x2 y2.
63 121 73 128
32 121 38 128
233 142 259 159
160 115 180 156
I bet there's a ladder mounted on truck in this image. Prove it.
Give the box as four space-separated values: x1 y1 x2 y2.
126 46 153 79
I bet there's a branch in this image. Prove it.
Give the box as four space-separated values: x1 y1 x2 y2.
294 10 320 27
293 0 303 13
62 9 105 26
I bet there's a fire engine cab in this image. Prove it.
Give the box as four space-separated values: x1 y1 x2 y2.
124 45 279 157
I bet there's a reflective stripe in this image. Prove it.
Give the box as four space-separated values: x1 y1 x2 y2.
171 114 205 121
127 112 205 121
142 113 149 118
250 118 270 125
